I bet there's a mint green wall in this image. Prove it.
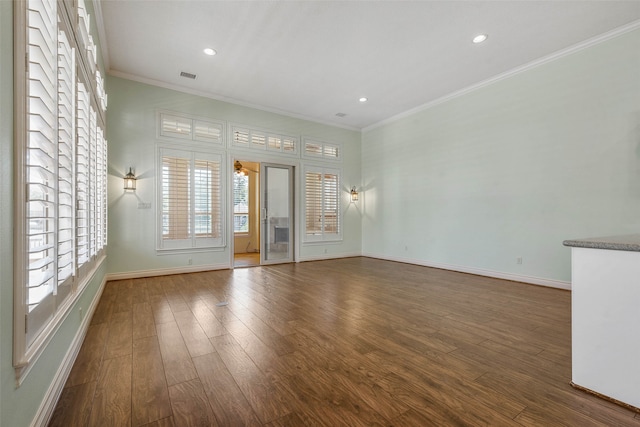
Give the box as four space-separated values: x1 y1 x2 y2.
0 2 13 425
0 2 109 426
362 28 640 284
106 76 362 275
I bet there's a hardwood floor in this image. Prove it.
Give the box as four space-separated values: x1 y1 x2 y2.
234 252 261 268
49 257 640 426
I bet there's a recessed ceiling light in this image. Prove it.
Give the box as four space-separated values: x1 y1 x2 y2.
359 97 368 103
203 48 217 56
472 34 488 44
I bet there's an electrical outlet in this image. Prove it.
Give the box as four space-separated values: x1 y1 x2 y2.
517 257 523 265
188 258 193 265
137 202 151 209
324 249 328 254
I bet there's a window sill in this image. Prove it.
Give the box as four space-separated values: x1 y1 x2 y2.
15 254 107 386
156 246 225 256
302 239 343 245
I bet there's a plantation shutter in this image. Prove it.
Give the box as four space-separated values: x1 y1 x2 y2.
57 26 75 295
160 113 192 139
305 172 323 236
159 148 223 250
96 127 106 251
304 168 341 241
162 155 190 241
89 107 97 257
194 159 221 238
322 172 339 234
15 0 109 371
303 139 342 161
283 137 296 152
230 125 298 154
251 131 266 148
25 0 59 345
76 82 90 266
268 136 281 150
232 128 250 146
193 120 222 143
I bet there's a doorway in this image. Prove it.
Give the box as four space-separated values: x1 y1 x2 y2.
233 160 260 268
232 160 294 268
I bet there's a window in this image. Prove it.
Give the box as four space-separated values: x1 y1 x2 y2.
233 174 249 233
230 124 298 155
158 148 224 250
302 138 341 161
304 167 342 242
158 111 224 144
14 0 108 377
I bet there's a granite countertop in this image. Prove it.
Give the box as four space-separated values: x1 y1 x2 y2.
563 234 640 252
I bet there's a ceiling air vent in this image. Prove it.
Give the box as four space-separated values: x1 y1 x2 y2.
180 71 197 79
335 112 347 118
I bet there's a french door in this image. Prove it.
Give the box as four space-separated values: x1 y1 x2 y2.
260 163 294 264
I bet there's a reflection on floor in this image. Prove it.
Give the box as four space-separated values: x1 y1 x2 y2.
234 252 260 268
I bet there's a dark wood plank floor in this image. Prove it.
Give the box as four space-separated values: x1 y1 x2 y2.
49 257 640 426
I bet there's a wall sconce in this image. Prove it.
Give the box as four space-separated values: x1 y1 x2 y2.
124 167 136 191
350 186 359 202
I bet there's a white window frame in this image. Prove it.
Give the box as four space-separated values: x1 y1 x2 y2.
157 110 225 145
302 165 343 243
13 0 108 382
302 137 342 162
156 146 225 252
229 123 299 156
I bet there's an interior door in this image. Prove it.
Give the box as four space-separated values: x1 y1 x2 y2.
260 163 293 264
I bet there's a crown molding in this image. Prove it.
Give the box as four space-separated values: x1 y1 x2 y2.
107 70 361 133
363 19 640 133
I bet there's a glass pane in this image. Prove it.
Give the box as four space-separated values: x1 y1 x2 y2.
234 214 249 233
194 120 221 142
233 173 249 233
305 172 322 235
264 166 291 262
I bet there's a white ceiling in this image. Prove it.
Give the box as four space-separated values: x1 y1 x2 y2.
99 1 640 130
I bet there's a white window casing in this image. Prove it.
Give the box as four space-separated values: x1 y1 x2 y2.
302 137 342 162
157 147 225 251
158 111 224 145
230 124 299 156
14 0 108 381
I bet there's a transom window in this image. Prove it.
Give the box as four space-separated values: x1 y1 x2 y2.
158 111 224 144
231 124 299 155
302 138 342 161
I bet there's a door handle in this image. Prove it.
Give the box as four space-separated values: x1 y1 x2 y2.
261 208 267 221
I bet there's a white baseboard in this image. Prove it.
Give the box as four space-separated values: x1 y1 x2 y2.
106 262 231 281
31 275 107 427
297 252 362 263
361 253 571 290
107 255 569 289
